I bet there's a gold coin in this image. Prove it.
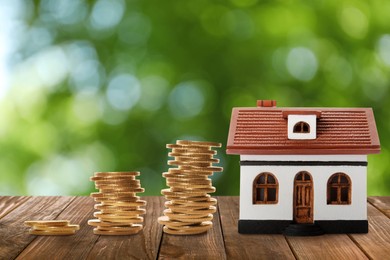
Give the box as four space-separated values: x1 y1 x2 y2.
94 179 140 184
93 225 142 235
168 152 214 159
157 216 194 227
98 208 146 215
169 187 215 193
166 178 211 185
176 140 222 147
96 225 143 232
167 206 216 215
161 189 209 197
162 225 211 235
94 172 140 177
179 165 223 172
173 156 219 163
24 220 70 227
88 219 143 227
32 225 80 232
170 148 216 155
165 194 211 202
168 160 213 167
163 172 211 179
29 229 76 236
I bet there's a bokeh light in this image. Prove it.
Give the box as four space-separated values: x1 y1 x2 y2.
0 0 389 196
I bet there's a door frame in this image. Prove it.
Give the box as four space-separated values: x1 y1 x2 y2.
293 171 314 224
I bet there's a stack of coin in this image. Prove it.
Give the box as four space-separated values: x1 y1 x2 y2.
25 220 79 235
158 140 223 235
88 171 146 235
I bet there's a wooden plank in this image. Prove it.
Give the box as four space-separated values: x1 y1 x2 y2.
86 197 164 260
349 203 390 259
16 196 98 260
368 196 390 218
218 196 295 260
0 196 74 259
158 197 226 260
287 234 368 260
0 196 30 219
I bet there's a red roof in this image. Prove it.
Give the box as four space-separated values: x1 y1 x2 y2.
226 102 381 155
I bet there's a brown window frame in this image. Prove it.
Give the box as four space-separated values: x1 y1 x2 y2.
293 121 310 133
327 172 351 205
253 172 279 204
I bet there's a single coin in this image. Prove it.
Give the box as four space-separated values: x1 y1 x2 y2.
32 224 80 230
157 216 194 227
167 144 212 150
96 224 143 232
164 209 213 218
91 191 143 198
163 172 211 179
93 225 142 235
162 225 211 235
94 172 140 177
168 206 216 215
168 152 214 159
173 156 219 163
161 189 208 197
88 219 143 226
176 140 222 147
164 195 211 202
95 196 141 203
24 220 70 227
169 187 216 193
168 160 213 167
29 229 77 236
166 178 211 185
96 187 142 193
94 180 140 185
179 165 223 172
168 168 215 175
98 208 146 215
170 148 216 155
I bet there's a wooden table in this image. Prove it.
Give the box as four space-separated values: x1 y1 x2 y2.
0 196 389 259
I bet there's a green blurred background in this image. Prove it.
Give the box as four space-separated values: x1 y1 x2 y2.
0 0 389 196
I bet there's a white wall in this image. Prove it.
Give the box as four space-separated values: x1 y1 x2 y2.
241 155 367 162
239 163 367 221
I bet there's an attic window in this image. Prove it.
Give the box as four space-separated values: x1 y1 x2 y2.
293 121 310 133
287 114 317 140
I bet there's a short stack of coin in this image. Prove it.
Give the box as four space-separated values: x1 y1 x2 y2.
158 140 223 235
88 172 146 235
25 220 79 235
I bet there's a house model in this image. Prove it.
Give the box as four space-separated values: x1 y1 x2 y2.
226 100 381 235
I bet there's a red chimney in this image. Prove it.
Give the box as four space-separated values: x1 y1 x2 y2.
257 100 277 107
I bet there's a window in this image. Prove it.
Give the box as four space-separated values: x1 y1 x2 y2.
327 173 351 205
253 172 278 204
293 121 310 133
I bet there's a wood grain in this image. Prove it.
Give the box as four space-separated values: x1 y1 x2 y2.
0 196 74 259
16 196 97 260
287 234 368 260
349 203 390 259
0 196 30 219
1 196 390 259
218 196 295 260
368 196 390 218
86 197 164 260
158 197 226 260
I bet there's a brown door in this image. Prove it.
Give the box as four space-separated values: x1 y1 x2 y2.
293 171 313 223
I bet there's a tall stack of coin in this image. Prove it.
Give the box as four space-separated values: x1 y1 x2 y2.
88 172 146 235
158 140 223 235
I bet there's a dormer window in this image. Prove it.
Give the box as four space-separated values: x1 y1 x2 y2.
285 114 319 140
293 121 310 133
